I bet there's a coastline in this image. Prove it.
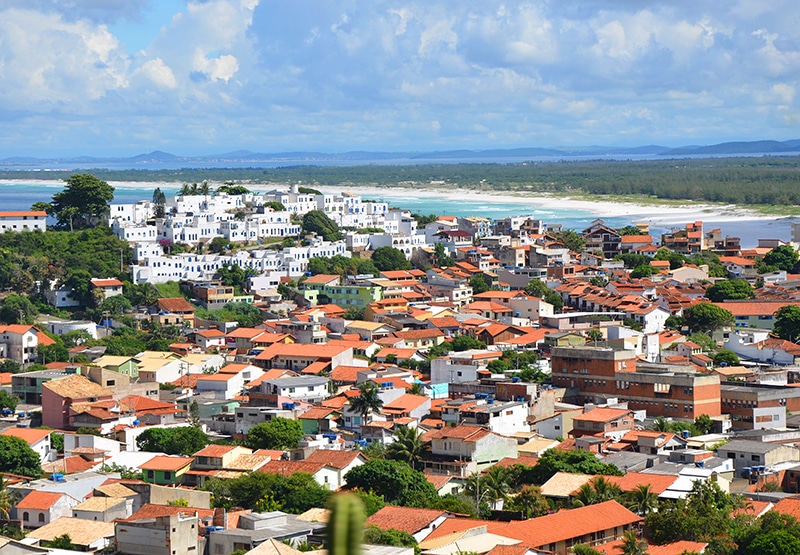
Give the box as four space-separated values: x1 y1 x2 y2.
1 178 790 237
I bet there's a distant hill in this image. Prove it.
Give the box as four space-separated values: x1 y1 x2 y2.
2 139 798 167
663 140 800 155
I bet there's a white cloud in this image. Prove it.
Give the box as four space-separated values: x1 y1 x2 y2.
136 58 178 89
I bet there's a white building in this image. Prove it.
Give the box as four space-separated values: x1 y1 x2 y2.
0 210 47 232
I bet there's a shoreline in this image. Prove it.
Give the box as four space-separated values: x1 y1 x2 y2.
0 178 789 231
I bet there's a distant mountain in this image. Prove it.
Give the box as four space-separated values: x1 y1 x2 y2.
663 140 800 155
2 139 798 167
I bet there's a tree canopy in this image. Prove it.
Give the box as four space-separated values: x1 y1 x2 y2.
773 305 800 341
0 436 42 478
344 459 439 508
682 302 734 334
246 417 304 450
302 210 342 241
705 279 754 302
49 174 115 231
527 448 621 485
136 426 208 455
371 246 412 272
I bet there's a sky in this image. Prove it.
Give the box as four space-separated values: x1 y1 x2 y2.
2 0 799 157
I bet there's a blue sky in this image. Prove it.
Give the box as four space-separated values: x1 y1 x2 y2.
2 0 799 157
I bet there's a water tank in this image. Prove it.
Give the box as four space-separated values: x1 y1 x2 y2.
512 377 520 383
681 430 690 439
50 473 65 482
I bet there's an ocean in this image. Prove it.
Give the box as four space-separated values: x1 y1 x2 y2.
0 180 793 247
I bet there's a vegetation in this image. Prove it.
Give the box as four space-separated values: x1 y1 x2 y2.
0 436 42 478
246 417 304 450
204 470 332 513
773 305 800 341
371 246 412 271
527 448 622 484
682 303 734 334
136 426 209 456
705 279 755 302
348 382 384 423
302 210 342 241
344 459 439 508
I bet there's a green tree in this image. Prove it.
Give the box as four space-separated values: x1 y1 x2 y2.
0 435 42 477
630 264 657 278
451 335 486 351
209 236 229 253
694 414 714 435
372 246 412 271
433 242 454 267
505 484 551 519
705 279 754 302
152 187 167 219
573 476 623 507
44 534 76 550
469 274 491 294
0 390 19 412
362 526 419 551
618 530 648 555
344 459 439 508
386 425 428 470
688 333 716 352
0 359 21 374
348 382 384 424
712 349 740 366
586 328 604 344
524 279 550 298
574 545 604 555
683 303 734 334
0 477 18 520
552 230 585 253
50 174 114 230
529 448 621 485
654 248 686 270
626 484 658 516
246 417 304 450
761 245 800 272
302 210 342 242
773 305 800 341
0 294 37 324
135 427 209 456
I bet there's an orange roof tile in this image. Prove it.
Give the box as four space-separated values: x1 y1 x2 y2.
367 506 447 535
488 500 641 548
139 455 194 471
304 449 363 469
1 427 51 445
606 472 677 495
125 503 214 522
15 491 68 510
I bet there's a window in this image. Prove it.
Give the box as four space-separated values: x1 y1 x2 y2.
39 513 45 522
23 512 29 521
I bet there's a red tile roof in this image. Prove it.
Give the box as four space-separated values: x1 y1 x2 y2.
15 491 68 510
488 500 641 548
156 297 196 313
367 506 446 535
139 455 194 471
1 427 51 445
125 503 214 522
304 449 363 469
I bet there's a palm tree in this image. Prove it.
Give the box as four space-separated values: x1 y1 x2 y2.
627 484 658 516
348 382 383 427
573 476 623 507
467 466 512 510
617 530 648 555
651 416 670 432
386 425 428 469
0 477 18 520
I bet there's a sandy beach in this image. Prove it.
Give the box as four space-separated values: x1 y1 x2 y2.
2 178 794 245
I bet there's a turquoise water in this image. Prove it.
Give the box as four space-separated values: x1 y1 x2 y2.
0 181 629 231
0 181 792 245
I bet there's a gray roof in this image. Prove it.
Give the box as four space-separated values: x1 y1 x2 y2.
265 376 329 387
719 440 790 455
212 512 325 543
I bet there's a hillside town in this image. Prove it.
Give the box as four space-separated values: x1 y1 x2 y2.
5 180 800 555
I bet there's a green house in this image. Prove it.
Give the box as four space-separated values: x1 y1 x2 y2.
140 455 193 485
93 355 140 379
